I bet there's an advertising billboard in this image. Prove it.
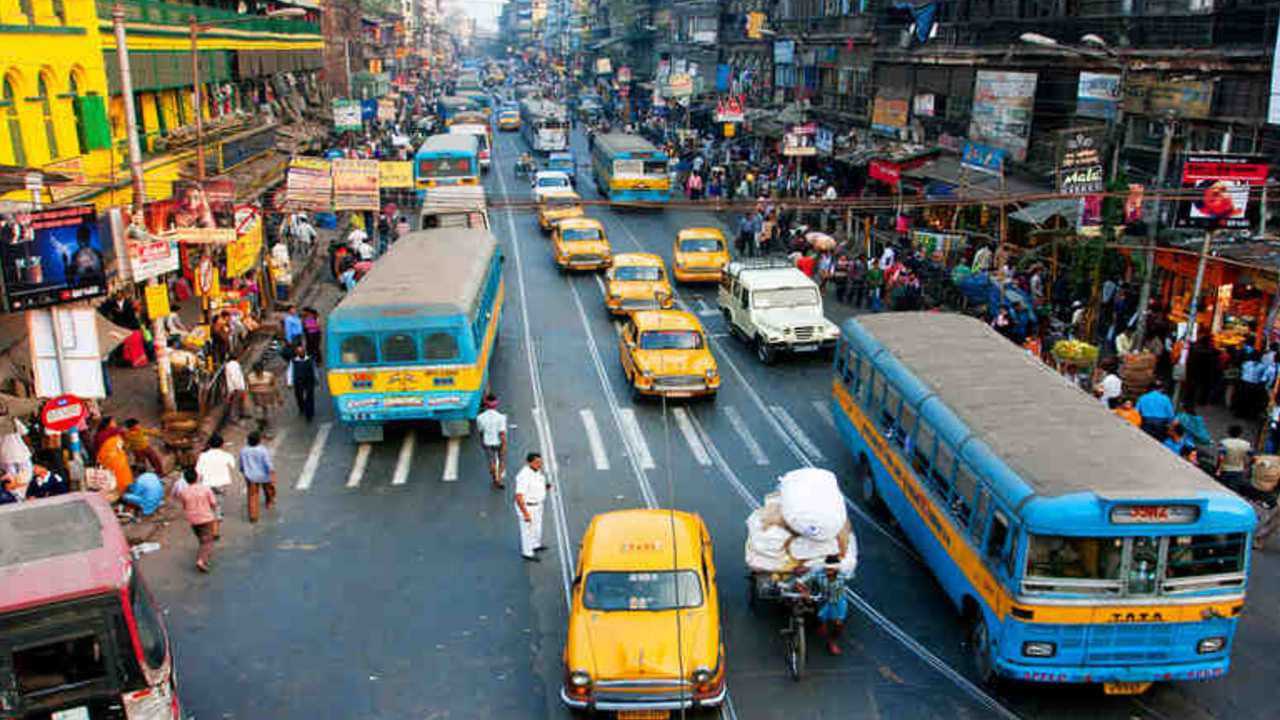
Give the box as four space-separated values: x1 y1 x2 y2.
1176 154 1270 230
871 95 909 137
0 205 110 311
1056 127 1107 195
1076 72 1121 121
969 71 1038 162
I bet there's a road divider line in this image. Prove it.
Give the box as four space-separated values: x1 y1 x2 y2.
694 297 718 317
812 399 836 429
592 272 608 298
391 430 416 485
723 405 770 466
579 409 611 470
672 407 711 466
770 404 827 461
617 408 656 471
346 443 371 488
612 320 623 336
294 422 332 490
442 436 461 482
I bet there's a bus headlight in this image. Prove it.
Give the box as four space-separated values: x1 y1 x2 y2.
1022 641 1056 658
1197 637 1226 654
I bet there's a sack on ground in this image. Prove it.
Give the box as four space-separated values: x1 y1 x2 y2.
778 468 847 541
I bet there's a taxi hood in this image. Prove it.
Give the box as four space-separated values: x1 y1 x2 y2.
573 608 716 681
634 349 714 375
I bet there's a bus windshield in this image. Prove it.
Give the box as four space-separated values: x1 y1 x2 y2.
583 570 704 611
1023 532 1248 596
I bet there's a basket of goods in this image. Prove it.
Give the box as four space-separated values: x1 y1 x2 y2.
1051 339 1099 366
1120 352 1157 397
744 468 858 578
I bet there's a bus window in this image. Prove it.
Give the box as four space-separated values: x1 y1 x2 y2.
1165 534 1247 588
985 510 1008 565
952 463 978 526
912 421 935 475
340 334 378 364
848 352 862 393
382 333 419 363
130 573 167 669
881 384 900 436
1025 535 1124 593
897 401 916 450
972 488 990 542
1127 536 1160 595
858 358 873 403
931 442 955 502
423 331 460 361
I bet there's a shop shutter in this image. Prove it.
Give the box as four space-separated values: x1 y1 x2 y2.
74 95 112 151
916 67 948 95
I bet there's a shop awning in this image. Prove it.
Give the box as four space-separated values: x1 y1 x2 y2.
1009 199 1080 228
903 156 1051 201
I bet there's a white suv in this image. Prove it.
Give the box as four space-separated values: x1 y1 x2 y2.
717 259 840 364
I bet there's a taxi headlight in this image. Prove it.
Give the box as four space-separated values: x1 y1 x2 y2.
691 667 712 686
641 368 654 378
1197 636 1226 654
1022 641 1056 658
569 670 592 687
705 367 717 379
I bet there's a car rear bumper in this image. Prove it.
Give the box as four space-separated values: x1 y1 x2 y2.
674 267 724 282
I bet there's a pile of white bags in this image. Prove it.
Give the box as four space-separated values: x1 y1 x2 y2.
744 468 858 576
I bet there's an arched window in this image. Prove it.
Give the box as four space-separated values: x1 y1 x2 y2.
38 71 57 160
3 75 25 167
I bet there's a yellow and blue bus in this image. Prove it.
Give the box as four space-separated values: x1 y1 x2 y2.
833 312 1255 692
326 228 504 442
414 134 480 195
591 133 671 203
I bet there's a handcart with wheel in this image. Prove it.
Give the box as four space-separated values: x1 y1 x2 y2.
746 570 818 680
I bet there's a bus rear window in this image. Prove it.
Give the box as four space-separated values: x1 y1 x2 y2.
423 331 459 361
14 634 107 696
339 334 377 365
643 161 668 175
382 333 419 363
419 157 473 177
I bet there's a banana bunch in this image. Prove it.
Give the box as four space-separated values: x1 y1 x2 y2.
1052 339 1099 365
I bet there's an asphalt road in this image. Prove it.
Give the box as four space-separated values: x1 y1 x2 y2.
138 124 1280 720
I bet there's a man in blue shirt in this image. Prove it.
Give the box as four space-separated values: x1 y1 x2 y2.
122 472 165 518
786 555 851 656
239 431 276 522
1135 380 1175 441
281 305 304 351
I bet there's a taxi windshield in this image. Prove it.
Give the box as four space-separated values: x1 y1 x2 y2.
562 228 601 242
639 330 702 350
680 237 723 253
583 570 704 611
614 266 663 282
537 175 570 188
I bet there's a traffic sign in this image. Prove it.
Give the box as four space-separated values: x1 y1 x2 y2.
41 394 86 433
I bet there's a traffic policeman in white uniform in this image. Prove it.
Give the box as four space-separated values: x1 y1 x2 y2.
514 452 550 561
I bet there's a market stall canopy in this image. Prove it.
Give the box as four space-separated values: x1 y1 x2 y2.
903 156 1049 201
1009 199 1080 228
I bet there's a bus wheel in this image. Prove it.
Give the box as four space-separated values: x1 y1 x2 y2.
857 454 881 512
969 614 998 687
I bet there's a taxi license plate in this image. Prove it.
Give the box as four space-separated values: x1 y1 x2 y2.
667 391 693 398
1103 682 1152 695
793 343 819 352
617 712 669 720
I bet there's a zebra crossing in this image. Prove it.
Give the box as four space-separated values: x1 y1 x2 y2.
280 399 843 493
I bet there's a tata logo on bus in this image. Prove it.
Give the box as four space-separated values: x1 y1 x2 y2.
1109 505 1199 524
1107 610 1166 623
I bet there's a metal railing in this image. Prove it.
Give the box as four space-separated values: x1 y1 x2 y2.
97 0 320 34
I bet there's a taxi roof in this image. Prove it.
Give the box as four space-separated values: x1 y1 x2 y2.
557 216 602 229
611 252 664 267
678 227 726 240
631 309 702 331
582 509 706 571
541 189 580 201
0 493 129 613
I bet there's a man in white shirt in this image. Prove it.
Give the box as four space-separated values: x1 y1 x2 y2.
194 434 237 537
1094 358 1123 405
224 358 247 423
475 394 508 489
514 452 550 562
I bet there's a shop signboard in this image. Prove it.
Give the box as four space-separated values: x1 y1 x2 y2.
715 96 745 123
912 230 965 263
913 93 936 118
1175 153 1270 230
333 99 363 132
286 157 333 210
1076 72 1121 121
961 141 1007 177
871 95 909 137
377 97 396 122
668 73 694 98
815 126 834 155
126 226 179 283
28 307 105 399
225 205 263 278
969 70 1038 162
1056 127 1107 195
379 161 414 189
1129 78 1214 120
782 122 817 156
144 282 170 322
773 39 795 65
210 126 276 176
617 66 631 84
595 58 612 75
746 11 767 39
0 205 110 312
869 159 901 188
332 159 380 211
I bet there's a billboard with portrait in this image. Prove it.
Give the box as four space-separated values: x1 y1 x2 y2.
0 205 111 311
1175 154 1270 230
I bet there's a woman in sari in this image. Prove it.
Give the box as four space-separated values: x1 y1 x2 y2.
96 431 133 497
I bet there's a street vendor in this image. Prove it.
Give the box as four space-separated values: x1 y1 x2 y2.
786 555 851 656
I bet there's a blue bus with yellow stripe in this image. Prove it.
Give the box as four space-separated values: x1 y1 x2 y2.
591 133 671 203
326 228 503 442
833 312 1255 693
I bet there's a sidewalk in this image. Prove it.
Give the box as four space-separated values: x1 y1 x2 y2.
102 233 333 545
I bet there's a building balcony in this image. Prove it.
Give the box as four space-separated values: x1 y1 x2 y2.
97 0 320 35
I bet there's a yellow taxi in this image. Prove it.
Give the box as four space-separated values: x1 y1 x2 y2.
605 253 674 316
537 189 584 232
552 217 612 271
672 227 731 283
497 109 520 130
619 310 719 399
562 509 726 715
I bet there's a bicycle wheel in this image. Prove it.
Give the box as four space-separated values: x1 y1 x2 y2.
785 614 806 681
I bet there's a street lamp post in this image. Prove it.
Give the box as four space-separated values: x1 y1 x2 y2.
189 8 306 181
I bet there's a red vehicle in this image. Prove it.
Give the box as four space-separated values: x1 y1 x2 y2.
0 493 181 719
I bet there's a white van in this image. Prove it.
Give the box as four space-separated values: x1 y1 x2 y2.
717 258 840 364
448 124 491 171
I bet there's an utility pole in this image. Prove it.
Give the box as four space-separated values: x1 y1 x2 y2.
190 16 206 181
1131 114 1175 351
114 3 175 412
1172 229 1215 410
